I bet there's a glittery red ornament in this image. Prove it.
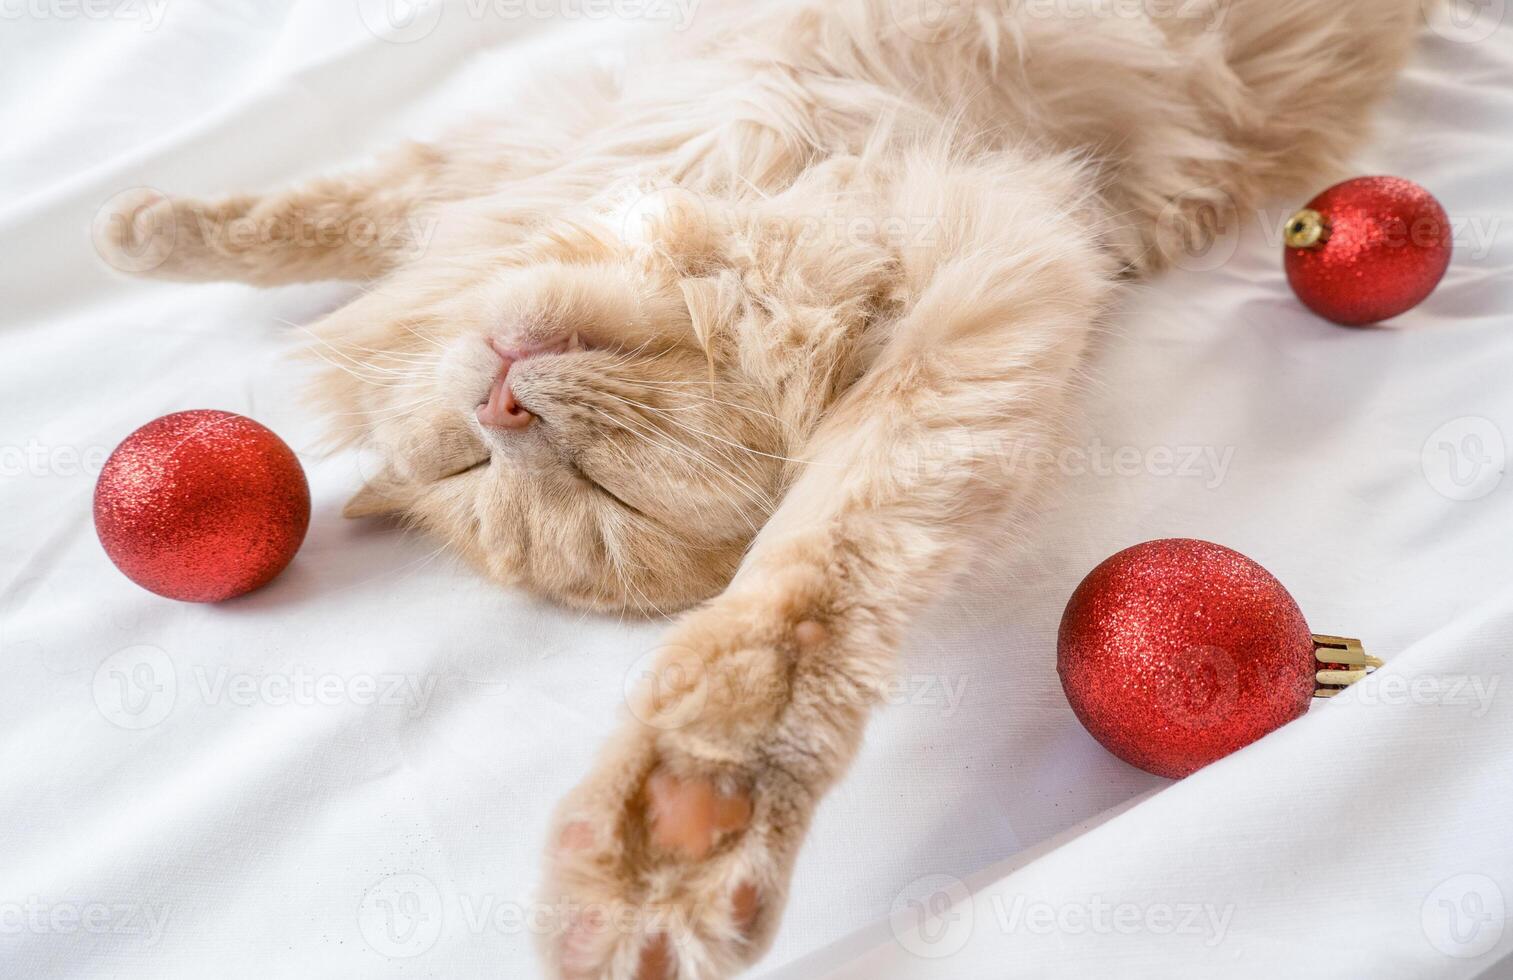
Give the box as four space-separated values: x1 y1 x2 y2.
1283 176 1451 327
1058 539 1357 779
94 410 310 602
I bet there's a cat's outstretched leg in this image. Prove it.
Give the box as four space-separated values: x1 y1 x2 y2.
94 141 493 285
538 154 1120 979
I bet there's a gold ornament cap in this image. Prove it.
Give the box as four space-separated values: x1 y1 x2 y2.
1285 208 1331 250
1312 634 1383 697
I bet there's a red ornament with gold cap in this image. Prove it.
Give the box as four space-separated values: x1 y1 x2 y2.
1057 538 1380 778
1283 175 1452 326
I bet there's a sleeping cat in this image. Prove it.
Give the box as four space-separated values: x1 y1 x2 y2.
97 0 1425 975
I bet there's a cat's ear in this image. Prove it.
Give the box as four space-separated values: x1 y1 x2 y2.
678 271 743 362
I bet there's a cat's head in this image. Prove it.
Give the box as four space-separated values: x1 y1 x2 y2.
312 178 891 613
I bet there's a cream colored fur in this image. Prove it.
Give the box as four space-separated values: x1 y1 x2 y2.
100 1 1424 975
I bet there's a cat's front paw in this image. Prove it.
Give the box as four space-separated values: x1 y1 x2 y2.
539 598 860 979
541 737 787 980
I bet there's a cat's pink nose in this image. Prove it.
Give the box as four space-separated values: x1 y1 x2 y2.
477 336 576 430
477 347 533 430
477 370 532 429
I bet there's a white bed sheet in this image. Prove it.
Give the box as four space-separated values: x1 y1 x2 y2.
1 3 1511 978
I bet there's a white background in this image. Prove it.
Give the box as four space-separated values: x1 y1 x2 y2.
1 1 1511 977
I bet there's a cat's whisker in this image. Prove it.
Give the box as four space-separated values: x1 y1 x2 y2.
293 326 438 386
588 431 749 543
325 394 443 420
285 321 439 369
604 376 762 391
595 511 687 621
602 389 831 470
398 321 451 351
321 399 445 438
300 332 443 365
603 376 794 433
304 347 423 389
596 393 773 489
586 405 773 523
601 394 769 490
352 349 443 366
361 399 445 426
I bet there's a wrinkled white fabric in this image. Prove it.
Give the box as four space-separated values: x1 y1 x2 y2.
1 4 1510 978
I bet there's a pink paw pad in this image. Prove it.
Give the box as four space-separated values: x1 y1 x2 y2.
634 934 673 980
731 881 761 939
794 620 828 648
557 820 596 851
646 771 752 859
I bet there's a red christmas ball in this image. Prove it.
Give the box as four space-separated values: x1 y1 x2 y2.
94 410 310 602
1057 539 1316 778
1283 176 1451 326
